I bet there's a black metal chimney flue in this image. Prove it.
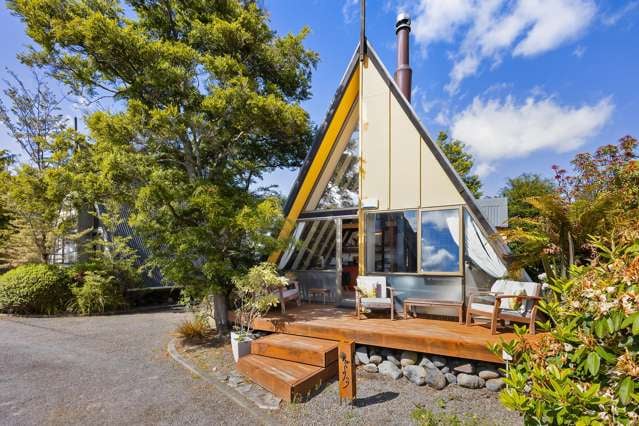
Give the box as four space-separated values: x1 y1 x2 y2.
394 13 412 102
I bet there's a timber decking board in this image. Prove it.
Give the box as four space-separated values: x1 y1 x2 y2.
239 304 541 363
251 334 338 367
236 354 337 402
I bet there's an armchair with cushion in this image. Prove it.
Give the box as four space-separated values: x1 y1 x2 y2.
276 280 301 314
355 276 395 320
466 280 542 334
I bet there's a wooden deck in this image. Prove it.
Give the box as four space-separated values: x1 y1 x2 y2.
249 304 536 363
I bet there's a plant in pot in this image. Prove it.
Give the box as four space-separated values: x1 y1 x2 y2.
231 262 287 362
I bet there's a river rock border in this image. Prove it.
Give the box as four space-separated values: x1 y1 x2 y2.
354 345 506 392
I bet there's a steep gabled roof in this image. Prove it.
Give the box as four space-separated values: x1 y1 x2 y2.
283 45 360 216
279 40 505 256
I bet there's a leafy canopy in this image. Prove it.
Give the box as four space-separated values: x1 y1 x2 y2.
8 0 318 330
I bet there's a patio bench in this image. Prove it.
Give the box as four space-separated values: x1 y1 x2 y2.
403 298 464 324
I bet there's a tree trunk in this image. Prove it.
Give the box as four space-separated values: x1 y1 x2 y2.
213 292 229 336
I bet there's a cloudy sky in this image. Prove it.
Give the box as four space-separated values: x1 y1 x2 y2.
1 1 638 196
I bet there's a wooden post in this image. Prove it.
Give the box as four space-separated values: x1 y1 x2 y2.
338 341 356 403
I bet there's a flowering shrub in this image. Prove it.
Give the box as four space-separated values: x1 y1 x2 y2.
493 228 639 424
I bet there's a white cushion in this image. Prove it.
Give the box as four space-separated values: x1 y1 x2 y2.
361 297 392 308
357 276 387 298
281 289 298 299
490 280 540 310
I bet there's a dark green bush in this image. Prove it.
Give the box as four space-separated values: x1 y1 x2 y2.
0 264 71 314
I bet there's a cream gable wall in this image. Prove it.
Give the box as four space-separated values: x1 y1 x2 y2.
360 56 465 212
390 93 421 209
420 140 465 207
360 59 390 210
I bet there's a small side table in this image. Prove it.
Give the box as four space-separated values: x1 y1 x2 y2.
403 298 464 324
308 288 331 304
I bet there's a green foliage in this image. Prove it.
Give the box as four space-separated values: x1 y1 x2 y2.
500 173 555 219
493 227 639 425
68 271 126 315
436 131 483 198
8 0 318 331
81 201 141 288
232 262 287 337
411 405 491 426
0 263 71 314
0 71 85 265
501 137 638 280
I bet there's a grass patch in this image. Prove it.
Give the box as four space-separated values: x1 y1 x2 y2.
411 405 492 426
175 318 209 340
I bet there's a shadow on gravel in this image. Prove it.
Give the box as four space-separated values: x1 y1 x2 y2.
354 391 400 407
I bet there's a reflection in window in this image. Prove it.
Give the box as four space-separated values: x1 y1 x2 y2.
279 220 337 271
420 209 460 273
366 211 417 273
316 126 359 209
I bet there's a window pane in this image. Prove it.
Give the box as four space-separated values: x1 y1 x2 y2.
279 220 337 271
420 209 460 273
366 211 417 273
316 126 359 209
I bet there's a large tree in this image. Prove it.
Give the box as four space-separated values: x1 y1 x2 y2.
9 0 317 331
500 173 555 219
0 72 81 265
436 131 483 198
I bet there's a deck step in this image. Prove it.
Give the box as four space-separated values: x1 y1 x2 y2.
250 334 338 367
236 354 337 402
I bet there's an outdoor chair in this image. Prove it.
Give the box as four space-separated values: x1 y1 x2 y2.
466 279 542 334
276 280 302 314
355 276 395 320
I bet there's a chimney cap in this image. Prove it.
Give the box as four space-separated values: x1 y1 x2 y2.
396 12 411 32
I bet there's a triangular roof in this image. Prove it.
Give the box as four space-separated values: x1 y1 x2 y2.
277 40 505 259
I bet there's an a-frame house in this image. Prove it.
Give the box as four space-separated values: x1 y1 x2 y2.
236 16 534 401
270 16 509 316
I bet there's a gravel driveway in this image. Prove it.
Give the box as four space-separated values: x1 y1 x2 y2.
0 310 261 425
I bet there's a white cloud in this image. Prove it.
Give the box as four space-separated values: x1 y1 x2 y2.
434 110 449 126
601 1 639 26
421 247 455 268
450 95 614 171
342 0 359 24
410 0 597 93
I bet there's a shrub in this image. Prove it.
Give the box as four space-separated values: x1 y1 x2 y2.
0 263 71 314
175 318 209 340
493 228 639 424
68 271 127 315
232 262 287 338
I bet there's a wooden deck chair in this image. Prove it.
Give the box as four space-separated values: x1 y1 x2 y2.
355 276 395 320
466 280 542 334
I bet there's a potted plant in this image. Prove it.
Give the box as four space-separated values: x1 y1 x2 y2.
231 262 287 362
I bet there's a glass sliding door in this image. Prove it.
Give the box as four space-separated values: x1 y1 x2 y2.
279 216 359 307
339 218 359 306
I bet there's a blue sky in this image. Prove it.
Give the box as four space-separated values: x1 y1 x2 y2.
2 1 638 196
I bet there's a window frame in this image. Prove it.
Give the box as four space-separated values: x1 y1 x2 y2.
365 205 464 277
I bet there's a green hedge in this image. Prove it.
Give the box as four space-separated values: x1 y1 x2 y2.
0 264 71 314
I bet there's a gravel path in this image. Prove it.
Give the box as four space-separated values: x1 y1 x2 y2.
179 340 524 426
0 310 263 425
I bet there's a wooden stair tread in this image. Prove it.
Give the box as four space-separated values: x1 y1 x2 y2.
251 334 338 367
237 354 337 402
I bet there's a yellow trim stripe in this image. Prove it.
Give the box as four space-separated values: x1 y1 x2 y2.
268 65 360 263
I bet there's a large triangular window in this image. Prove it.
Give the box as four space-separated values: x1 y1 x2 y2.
304 103 359 212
